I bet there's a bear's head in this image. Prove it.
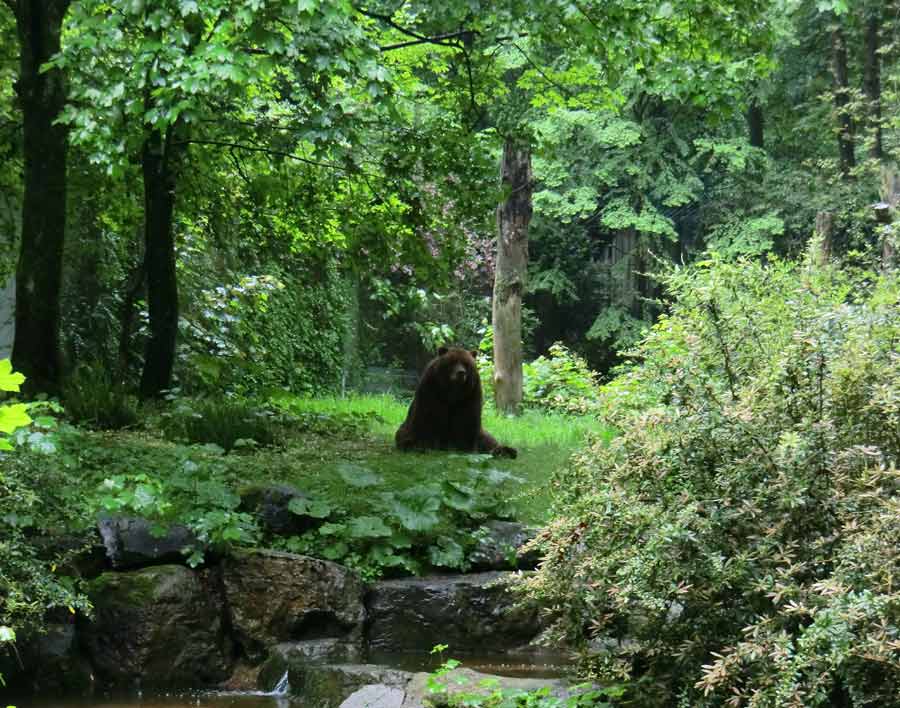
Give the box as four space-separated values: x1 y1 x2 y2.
433 346 480 400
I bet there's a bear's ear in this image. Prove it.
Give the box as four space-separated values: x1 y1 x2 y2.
470 349 479 359
437 346 449 356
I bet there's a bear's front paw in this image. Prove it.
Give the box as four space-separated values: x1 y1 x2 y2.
492 445 518 459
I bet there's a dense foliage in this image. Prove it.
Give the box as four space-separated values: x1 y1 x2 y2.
526 258 900 706
0 363 90 648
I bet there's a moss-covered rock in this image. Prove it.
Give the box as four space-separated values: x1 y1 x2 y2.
79 564 232 688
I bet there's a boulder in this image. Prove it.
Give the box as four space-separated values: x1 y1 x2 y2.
97 515 199 569
287 663 577 708
239 483 319 537
366 572 543 654
0 623 94 696
258 639 364 691
403 667 575 708
79 564 232 688
468 521 541 571
341 684 406 708
223 549 365 661
291 663 414 708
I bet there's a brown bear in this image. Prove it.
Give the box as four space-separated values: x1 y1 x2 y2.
395 346 517 459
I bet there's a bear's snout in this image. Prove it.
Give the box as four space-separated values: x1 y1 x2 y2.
450 363 468 384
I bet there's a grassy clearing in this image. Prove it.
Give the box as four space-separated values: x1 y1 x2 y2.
259 393 614 525
50 393 613 575
273 393 610 450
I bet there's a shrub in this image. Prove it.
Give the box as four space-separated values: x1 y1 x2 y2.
477 330 602 416
62 362 139 430
158 397 287 451
179 262 352 396
525 258 900 707
0 361 91 641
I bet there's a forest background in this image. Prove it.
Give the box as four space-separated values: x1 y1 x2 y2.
2 0 900 706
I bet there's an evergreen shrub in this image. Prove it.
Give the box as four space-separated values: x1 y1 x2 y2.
526 257 900 706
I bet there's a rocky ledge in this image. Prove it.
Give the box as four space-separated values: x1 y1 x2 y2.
2 514 565 706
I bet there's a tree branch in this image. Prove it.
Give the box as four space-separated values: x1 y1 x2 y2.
508 41 572 98
379 30 471 52
174 138 350 171
355 5 467 50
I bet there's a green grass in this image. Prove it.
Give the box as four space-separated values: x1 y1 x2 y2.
271 392 610 450
262 393 615 524
53 393 614 574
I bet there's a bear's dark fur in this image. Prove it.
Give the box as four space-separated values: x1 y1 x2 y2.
395 347 517 459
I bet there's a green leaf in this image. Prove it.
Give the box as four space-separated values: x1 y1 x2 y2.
428 538 464 568
288 497 333 519
322 541 348 559
387 491 441 532
0 359 25 393
0 404 31 435
337 463 383 487
347 515 393 538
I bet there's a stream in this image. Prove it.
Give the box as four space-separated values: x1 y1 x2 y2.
7 696 296 708
6 652 567 707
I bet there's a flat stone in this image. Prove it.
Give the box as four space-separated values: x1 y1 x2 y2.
257 639 364 691
340 684 406 708
366 572 544 654
402 668 573 708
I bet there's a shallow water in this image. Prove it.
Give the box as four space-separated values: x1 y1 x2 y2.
7 652 568 707
5 693 297 708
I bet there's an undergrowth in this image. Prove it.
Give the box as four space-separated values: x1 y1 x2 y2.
15 391 612 581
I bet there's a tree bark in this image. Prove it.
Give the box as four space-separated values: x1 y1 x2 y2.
492 138 531 415
830 24 855 175
747 98 764 149
878 165 899 272
863 9 883 161
138 127 180 398
10 0 71 395
812 211 833 267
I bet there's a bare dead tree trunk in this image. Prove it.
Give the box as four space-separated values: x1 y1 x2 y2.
877 166 899 271
864 9 883 160
831 24 855 176
10 0 72 395
492 138 532 415
812 211 833 267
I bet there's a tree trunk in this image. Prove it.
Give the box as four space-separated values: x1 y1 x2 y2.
878 165 899 271
492 138 531 415
117 245 145 381
831 24 855 175
10 0 71 395
139 127 180 398
747 98 764 149
863 10 883 161
812 211 833 267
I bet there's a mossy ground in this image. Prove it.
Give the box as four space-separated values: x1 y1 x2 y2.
47 394 614 579
72 394 612 527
